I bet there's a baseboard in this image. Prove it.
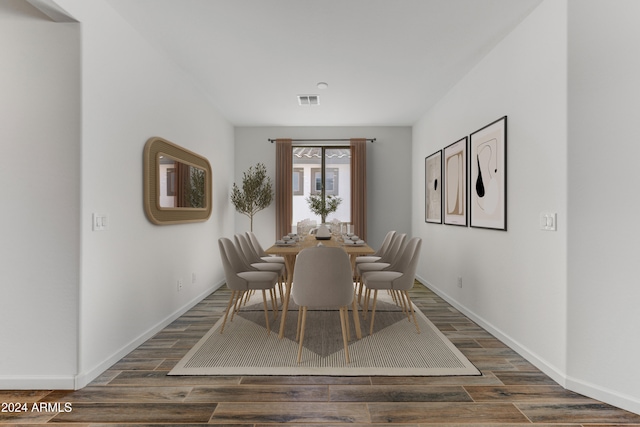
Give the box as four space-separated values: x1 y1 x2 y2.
565 375 640 416
415 275 566 385
0 375 76 390
415 275 640 416
74 280 225 390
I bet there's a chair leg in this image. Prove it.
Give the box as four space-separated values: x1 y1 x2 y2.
402 291 411 318
397 290 408 315
277 279 284 304
220 290 237 334
339 307 350 363
389 289 398 305
231 290 245 321
241 290 250 306
270 288 279 320
344 304 351 342
403 291 420 334
297 307 308 363
398 290 405 310
296 306 303 342
351 298 362 340
262 290 270 335
363 288 371 318
369 289 379 336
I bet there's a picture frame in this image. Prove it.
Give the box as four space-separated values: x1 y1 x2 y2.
469 116 507 230
425 150 443 223
443 137 468 226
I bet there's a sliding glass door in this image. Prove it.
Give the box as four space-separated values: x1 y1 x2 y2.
292 146 351 231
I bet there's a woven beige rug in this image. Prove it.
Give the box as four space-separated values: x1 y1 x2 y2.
169 292 480 376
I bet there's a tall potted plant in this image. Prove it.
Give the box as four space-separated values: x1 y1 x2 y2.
231 163 273 231
306 193 342 224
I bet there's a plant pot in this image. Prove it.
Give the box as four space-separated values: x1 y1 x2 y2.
315 223 331 240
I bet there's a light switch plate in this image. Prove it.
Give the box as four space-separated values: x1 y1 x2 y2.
92 213 108 231
540 212 557 231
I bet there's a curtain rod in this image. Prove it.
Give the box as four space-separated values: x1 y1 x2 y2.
268 138 376 143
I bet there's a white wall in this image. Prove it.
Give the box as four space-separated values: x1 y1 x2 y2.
234 127 412 250
68 0 234 387
413 0 568 383
0 0 81 388
1 0 235 390
566 0 640 414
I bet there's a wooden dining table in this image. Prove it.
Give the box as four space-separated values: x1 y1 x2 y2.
265 235 375 339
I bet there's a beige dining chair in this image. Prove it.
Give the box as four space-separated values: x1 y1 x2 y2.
247 231 286 265
362 237 422 336
235 234 285 273
292 245 356 364
218 238 279 335
353 230 396 301
235 233 286 303
355 230 396 265
355 233 407 306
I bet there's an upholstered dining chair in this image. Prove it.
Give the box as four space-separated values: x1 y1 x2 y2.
355 233 407 305
292 245 356 364
235 233 286 302
218 238 279 335
353 230 396 302
362 237 422 336
247 231 286 265
235 234 285 273
355 230 396 266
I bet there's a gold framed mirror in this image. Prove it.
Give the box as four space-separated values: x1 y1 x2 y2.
143 136 212 225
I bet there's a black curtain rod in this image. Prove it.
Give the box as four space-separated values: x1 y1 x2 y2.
268 138 376 143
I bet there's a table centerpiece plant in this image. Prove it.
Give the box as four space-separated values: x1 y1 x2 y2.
306 193 342 224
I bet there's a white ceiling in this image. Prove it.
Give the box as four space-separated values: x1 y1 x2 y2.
106 0 541 127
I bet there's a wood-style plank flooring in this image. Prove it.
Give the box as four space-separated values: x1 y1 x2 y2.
2 282 639 426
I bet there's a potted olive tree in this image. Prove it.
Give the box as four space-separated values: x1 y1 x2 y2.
306 193 342 224
306 193 342 239
231 163 273 231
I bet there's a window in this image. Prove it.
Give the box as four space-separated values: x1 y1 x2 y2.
310 168 339 195
292 146 351 226
293 168 304 195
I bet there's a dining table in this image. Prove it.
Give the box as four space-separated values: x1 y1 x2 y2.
264 235 375 339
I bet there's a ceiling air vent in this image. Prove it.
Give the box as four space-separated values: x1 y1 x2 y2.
297 95 320 106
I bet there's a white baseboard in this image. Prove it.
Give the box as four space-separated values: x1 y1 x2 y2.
415 275 640 416
74 280 225 390
414 275 566 385
565 375 640 416
0 375 76 390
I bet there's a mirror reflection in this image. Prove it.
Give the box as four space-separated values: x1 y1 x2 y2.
158 154 206 209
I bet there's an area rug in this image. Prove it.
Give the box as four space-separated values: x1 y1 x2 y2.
169 292 480 376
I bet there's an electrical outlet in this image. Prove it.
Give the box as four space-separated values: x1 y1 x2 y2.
177 279 183 292
457 276 463 288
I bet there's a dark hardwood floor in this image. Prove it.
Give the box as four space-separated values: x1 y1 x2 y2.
2 281 639 425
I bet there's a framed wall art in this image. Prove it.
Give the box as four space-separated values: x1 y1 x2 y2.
443 137 468 226
469 116 507 230
425 150 442 223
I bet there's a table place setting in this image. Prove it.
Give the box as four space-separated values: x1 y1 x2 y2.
275 233 300 246
342 233 366 246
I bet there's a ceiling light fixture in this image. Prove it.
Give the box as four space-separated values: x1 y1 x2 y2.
316 82 328 90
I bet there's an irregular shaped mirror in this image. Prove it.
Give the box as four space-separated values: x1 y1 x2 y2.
144 137 212 225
